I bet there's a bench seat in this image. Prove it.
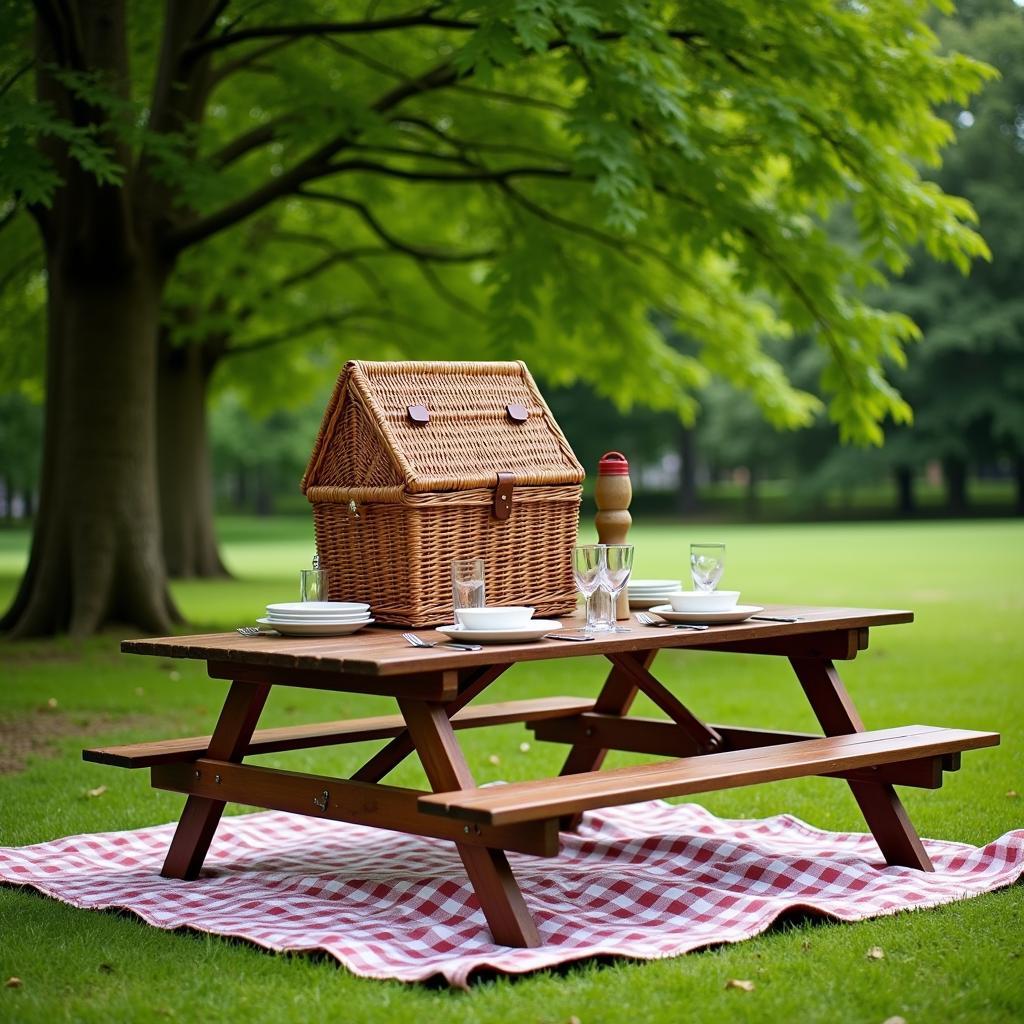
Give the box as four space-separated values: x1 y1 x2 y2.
82 696 595 768
418 724 999 826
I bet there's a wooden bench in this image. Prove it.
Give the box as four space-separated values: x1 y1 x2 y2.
82 696 595 768
418 725 999 826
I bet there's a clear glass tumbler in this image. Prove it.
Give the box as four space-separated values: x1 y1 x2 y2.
451 558 486 617
690 542 725 592
299 568 327 602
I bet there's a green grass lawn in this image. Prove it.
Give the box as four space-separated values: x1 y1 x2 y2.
1 517 1022 1022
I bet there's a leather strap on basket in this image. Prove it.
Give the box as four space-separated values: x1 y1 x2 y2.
506 403 528 424
406 404 430 425
493 472 515 521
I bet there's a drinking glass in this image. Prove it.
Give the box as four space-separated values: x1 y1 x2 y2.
603 544 634 632
299 568 327 602
690 542 725 592
573 544 610 632
451 558 486 616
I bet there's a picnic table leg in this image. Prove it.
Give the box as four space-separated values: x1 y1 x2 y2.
555 650 658 830
398 697 541 948
790 656 934 871
160 679 271 880
352 664 509 784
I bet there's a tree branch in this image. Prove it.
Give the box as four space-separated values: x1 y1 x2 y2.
296 188 496 261
209 115 289 168
163 58 458 254
451 83 571 114
224 307 428 357
208 37 299 87
0 60 34 99
323 159 573 183
416 259 486 320
183 13 479 62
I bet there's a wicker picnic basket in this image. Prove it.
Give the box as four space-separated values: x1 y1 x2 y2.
301 360 585 627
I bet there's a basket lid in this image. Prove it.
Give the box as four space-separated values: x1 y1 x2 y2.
302 360 584 494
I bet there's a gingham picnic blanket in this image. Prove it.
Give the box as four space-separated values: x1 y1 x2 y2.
2 801 1021 986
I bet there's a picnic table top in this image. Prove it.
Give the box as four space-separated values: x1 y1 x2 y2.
122 605 913 678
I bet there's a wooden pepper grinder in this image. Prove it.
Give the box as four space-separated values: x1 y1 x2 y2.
595 451 632 620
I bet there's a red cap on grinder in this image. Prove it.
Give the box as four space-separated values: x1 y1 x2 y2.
597 451 629 476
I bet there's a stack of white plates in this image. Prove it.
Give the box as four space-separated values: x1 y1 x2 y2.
627 579 684 609
256 601 374 637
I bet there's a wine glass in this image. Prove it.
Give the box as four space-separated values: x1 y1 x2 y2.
690 542 725 592
602 544 634 633
572 544 608 632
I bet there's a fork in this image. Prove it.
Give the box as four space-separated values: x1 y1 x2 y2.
635 612 710 631
402 632 483 652
749 615 802 623
236 626 275 636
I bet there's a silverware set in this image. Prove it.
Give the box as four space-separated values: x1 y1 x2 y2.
402 632 483 652
634 613 710 631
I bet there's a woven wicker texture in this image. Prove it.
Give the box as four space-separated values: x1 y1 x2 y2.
302 361 584 627
304 361 583 494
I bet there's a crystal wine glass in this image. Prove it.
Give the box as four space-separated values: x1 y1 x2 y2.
572 544 608 632
602 544 634 633
690 542 725 592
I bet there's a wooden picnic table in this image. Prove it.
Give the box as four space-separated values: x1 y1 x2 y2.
86 606 999 949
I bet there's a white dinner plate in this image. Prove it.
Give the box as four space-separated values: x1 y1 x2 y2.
256 617 374 636
628 594 683 609
265 601 370 618
266 611 371 624
628 579 682 590
647 604 764 625
436 620 564 644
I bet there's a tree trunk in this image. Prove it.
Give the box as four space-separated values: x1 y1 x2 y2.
157 337 229 578
1 258 179 637
943 456 969 515
894 465 916 516
676 424 699 515
1014 454 1024 516
746 463 760 520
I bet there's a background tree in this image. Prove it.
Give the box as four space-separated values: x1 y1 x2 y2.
0 0 995 636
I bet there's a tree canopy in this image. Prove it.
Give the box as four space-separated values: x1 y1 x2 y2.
0 0 1000 635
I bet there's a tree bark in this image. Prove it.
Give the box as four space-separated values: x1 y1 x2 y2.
942 456 969 515
157 336 229 578
894 465 916 516
2 257 180 636
676 424 699 515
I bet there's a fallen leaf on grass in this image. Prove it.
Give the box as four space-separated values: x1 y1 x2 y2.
487 754 501 766
1007 790 1019 799
567 1017 582 1024
519 742 531 753
44 697 58 710
866 946 885 960
85 785 108 799
881 1017 906 1024
725 979 755 991
4 978 22 989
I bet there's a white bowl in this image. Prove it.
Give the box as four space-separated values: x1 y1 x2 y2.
454 606 534 630
668 590 740 612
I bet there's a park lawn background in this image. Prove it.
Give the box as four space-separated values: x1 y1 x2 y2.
0 517 1022 1023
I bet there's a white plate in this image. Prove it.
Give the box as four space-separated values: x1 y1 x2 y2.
628 595 683 609
436 620 563 644
647 604 764 624
266 612 371 624
265 601 370 618
256 617 374 636
628 579 682 590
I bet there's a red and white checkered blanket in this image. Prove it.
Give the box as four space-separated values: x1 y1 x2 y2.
2 802 1021 986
